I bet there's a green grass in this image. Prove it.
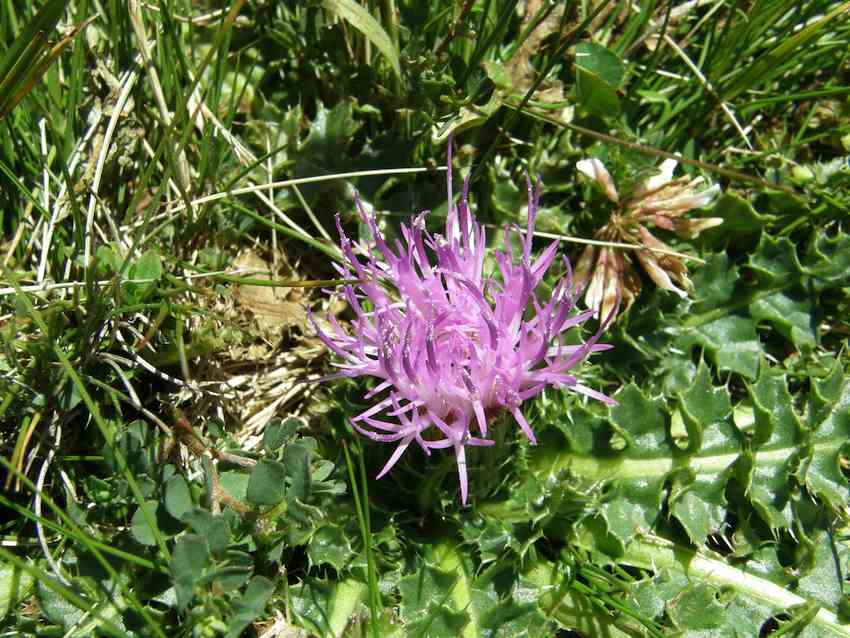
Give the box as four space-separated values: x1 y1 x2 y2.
1 1 849 636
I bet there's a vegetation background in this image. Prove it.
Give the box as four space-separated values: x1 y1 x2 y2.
1 0 849 636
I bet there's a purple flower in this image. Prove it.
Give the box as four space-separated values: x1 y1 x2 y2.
312 147 615 504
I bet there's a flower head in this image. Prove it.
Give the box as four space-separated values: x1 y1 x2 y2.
312 148 615 504
575 158 722 320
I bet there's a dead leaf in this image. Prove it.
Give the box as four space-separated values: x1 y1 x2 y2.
233 250 307 336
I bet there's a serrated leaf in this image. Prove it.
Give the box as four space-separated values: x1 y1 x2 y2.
472 565 551 637
710 192 773 233
750 288 817 350
745 367 803 528
398 563 466 636
246 459 287 507
678 360 733 450
538 379 743 547
804 231 850 285
795 528 850 614
614 534 850 637
691 253 739 311
748 234 803 284
669 469 728 545
596 385 668 542
291 577 366 638
308 523 357 572
803 366 850 513
749 366 802 448
461 515 520 564
667 582 729 631
682 315 761 380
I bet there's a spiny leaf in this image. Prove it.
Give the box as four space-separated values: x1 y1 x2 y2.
307 522 358 572
748 234 803 284
409 542 553 638
671 363 736 543
398 563 468 638
750 289 818 350
681 315 761 380
802 364 850 514
709 192 774 233
690 253 739 312
744 365 804 529
291 578 367 638
804 230 850 287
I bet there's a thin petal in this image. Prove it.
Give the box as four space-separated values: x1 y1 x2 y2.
576 158 619 202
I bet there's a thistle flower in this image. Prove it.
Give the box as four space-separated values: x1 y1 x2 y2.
573 158 722 320
311 148 615 505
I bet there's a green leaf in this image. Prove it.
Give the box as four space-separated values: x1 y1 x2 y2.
0 562 33 619
691 253 739 311
682 315 761 380
126 249 163 304
398 563 469 637
165 474 193 520
36 579 85 630
284 440 313 502
224 576 275 638
218 470 249 503
803 365 850 514
182 508 231 554
750 289 817 350
263 417 300 452
748 235 803 284
710 192 773 233
171 534 209 611
323 0 400 79
307 523 358 572
574 68 620 117
744 366 803 528
130 500 161 546
536 378 745 548
246 459 287 506
575 42 624 87
804 231 850 286
795 528 850 614
669 363 735 542
614 534 850 637
291 577 366 638
0 0 69 119
678 361 734 439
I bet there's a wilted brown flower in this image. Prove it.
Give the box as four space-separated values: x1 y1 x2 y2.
574 158 721 319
